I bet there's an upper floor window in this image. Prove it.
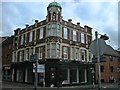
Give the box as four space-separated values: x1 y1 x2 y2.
47 43 60 58
71 47 79 61
47 23 61 37
39 28 43 39
81 33 85 43
101 66 104 72
26 48 29 60
73 31 76 41
37 46 43 59
52 12 56 21
110 66 113 72
19 51 23 62
12 52 16 62
20 34 24 45
81 49 85 62
63 46 68 59
29 32 32 42
63 27 68 39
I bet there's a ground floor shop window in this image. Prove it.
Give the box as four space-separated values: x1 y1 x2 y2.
16 69 23 82
70 69 77 83
79 69 87 83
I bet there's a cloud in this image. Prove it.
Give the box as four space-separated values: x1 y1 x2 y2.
1 1 118 49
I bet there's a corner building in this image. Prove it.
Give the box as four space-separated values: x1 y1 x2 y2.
11 2 93 87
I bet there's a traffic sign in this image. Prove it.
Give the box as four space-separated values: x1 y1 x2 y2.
30 54 37 62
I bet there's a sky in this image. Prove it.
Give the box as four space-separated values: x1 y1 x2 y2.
1 0 119 49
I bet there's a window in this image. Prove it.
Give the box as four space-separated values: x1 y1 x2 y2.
52 13 56 21
30 48 33 55
19 51 23 62
101 66 104 72
39 28 43 39
110 66 113 72
81 50 85 62
47 43 60 58
71 47 79 61
63 46 68 59
26 49 29 60
29 32 32 42
57 24 60 36
63 27 68 39
109 56 113 61
47 44 50 57
80 69 87 83
20 35 24 45
81 33 84 43
13 52 16 62
71 47 75 60
73 31 76 41
47 23 60 37
38 47 43 59
76 48 79 61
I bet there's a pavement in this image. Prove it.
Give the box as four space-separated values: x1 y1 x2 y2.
1 81 120 90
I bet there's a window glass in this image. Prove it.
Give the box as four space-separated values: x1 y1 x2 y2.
81 33 84 43
73 31 76 41
29 32 32 42
81 50 85 62
76 48 79 60
47 43 60 58
72 47 75 60
63 27 68 39
63 46 68 59
39 28 43 39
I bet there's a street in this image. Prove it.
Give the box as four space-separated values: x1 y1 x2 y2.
1 81 120 90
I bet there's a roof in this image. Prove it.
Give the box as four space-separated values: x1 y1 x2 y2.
90 38 119 57
48 1 61 8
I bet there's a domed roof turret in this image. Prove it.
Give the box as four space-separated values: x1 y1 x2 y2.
48 1 61 8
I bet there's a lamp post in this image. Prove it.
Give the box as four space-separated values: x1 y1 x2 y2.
95 31 109 90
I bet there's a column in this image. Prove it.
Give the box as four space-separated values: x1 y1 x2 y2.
25 68 28 82
77 69 79 83
67 68 70 83
12 69 14 82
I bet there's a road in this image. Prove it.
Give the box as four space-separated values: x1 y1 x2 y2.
1 81 120 90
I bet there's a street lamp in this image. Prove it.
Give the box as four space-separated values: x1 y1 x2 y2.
95 31 109 90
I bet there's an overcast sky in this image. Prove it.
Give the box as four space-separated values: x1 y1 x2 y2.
1 0 119 49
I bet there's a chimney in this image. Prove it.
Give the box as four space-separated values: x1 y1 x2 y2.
68 19 72 22
26 24 29 27
35 20 38 27
26 24 29 30
35 20 38 23
77 22 80 26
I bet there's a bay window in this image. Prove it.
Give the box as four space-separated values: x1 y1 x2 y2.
47 43 60 58
47 23 60 37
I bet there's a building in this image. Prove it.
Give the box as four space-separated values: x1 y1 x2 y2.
2 36 14 81
11 2 93 87
95 45 120 83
